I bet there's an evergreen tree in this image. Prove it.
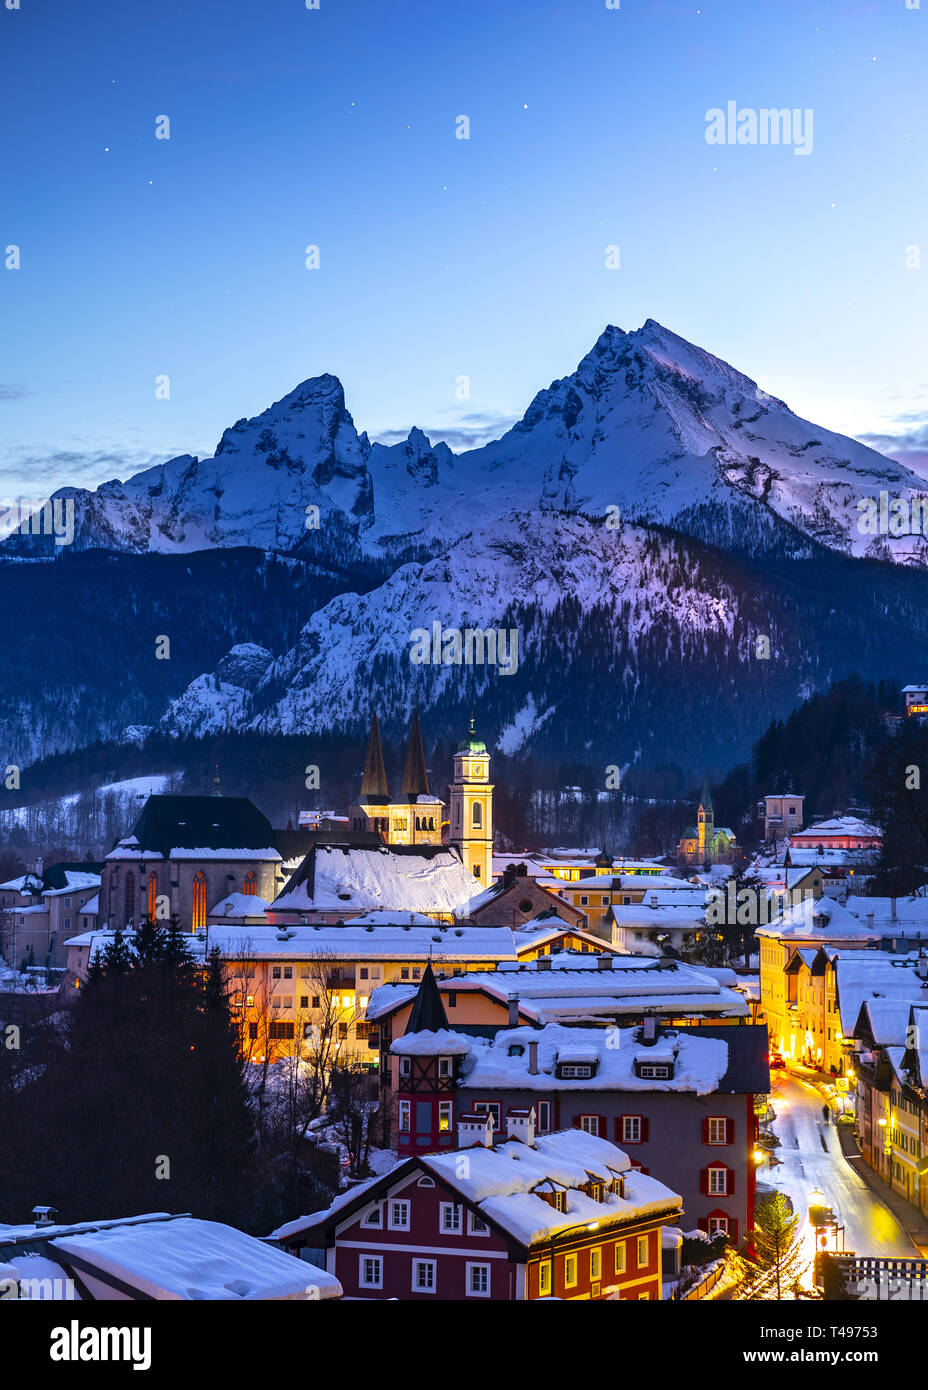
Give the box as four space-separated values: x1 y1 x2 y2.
737 1192 810 1300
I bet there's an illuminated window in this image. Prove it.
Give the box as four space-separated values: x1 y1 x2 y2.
615 1243 626 1275
538 1261 551 1295
191 871 207 931
563 1254 577 1288
439 1101 452 1132
590 1248 601 1280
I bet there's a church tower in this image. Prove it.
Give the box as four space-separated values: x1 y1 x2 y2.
349 712 391 839
697 777 715 862
399 706 443 847
449 715 493 884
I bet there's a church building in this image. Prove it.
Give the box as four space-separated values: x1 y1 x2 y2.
349 711 494 884
678 779 737 866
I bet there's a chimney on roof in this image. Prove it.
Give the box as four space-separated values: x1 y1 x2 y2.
508 995 520 1028
457 1112 494 1149
528 1040 539 1075
506 1106 536 1147
597 954 613 970
516 863 528 878
503 864 517 889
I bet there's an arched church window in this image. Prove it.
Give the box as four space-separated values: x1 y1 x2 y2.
192 871 207 931
147 872 157 920
243 871 257 897
124 872 136 924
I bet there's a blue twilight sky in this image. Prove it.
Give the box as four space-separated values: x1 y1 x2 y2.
2 0 927 495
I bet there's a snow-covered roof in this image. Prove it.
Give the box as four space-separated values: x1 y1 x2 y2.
207 922 517 963
290 1128 681 1251
272 843 478 916
847 896 928 934
425 1130 681 1247
788 817 881 840
78 894 99 916
50 1216 341 1300
834 952 927 1035
44 871 101 896
857 997 915 1047
755 895 881 942
390 1028 473 1057
459 1024 730 1095
365 955 749 1023
0 873 43 893
208 891 271 918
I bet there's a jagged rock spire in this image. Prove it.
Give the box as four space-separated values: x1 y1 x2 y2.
401 705 430 800
406 961 449 1034
360 711 390 805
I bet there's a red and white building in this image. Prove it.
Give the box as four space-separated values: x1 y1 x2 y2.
787 817 882 852
272 1112 682 1300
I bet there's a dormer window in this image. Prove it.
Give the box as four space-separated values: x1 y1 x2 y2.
636 1063 673 1080
507 1043 525 1057
557 1062 597 1079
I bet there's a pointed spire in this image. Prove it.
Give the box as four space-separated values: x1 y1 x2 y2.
699 777 713 812
783 846 792 867
401 705 430 800
406 961 450 1034
360 711 390 805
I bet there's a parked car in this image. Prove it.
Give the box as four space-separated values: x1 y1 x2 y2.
769 1051 786 1069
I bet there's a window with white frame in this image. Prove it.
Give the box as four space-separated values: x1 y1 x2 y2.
399 1057 412 1077
389 1198 410 1230
398 1100 411 1133
438 1055 452 1077
438 1100 452 1133
361 1202 383 1228
707 1117 728 1145
708 1166 728 1196
359 1254 382 1289
622 1115 641 1143
468 1211 489 1236
579 1115 601 1136
536 1100 552 1133
467 1262 490 1296
708 1215 729 1235
440 1202 462 1233
412 1258 436 1293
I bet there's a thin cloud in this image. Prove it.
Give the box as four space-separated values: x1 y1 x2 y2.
372 410 519 454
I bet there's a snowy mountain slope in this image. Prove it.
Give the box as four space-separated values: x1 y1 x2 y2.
453 322 927 561
152 508 928 778
10 321 926 565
